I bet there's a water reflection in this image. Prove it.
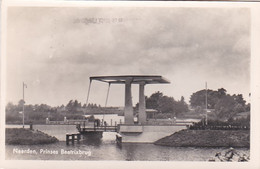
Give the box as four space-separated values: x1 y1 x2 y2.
82 138 102 146
116 143 122 150
122 143 139 161
6 141 250 161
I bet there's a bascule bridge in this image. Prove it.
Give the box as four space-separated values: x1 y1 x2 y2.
88 75 170 124
68 75 190 144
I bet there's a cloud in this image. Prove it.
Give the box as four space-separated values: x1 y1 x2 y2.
6 7 250 106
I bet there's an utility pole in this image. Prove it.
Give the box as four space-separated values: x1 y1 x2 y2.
22 82 27 128
205 82 208 126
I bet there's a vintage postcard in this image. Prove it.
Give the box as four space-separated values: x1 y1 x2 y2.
1 1 260 169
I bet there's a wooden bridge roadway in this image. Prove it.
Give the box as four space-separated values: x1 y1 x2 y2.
75 120 195 133
76 124 118 133
66 124 117 145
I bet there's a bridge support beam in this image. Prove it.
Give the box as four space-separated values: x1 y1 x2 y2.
124 78 134 124
139 82 146 124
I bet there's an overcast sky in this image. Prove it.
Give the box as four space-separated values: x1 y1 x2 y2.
6 7 250 107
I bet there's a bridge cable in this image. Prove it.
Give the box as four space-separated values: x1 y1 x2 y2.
85 79 92 115
103 82 111 125
105 82 111 107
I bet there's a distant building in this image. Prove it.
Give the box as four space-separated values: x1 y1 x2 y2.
145 109 158 119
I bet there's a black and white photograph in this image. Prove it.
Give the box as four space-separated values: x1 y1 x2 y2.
1 1 260 168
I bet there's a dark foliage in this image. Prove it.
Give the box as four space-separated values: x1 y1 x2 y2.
141 91 189 116
189 88 250 120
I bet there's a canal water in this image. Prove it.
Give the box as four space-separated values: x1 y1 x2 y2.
5 125 250 161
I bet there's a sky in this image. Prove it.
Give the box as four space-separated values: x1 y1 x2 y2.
5 7 250 107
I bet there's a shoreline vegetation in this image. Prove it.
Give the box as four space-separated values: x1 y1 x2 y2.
6 128 59 145
6 88 250 126
154 129 250 148
6 127 250 148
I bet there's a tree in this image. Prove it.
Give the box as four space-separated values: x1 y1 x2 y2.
82 104 87 108
190 89 209 109
245 103 250 111
74 100 79 108
180 96 185 103
232 94 246 106
176 96 189 114
214 95 237 119
190 88 249 120
6 102 15 112
158 96 175 114
190 88 230 109
217 88 227 98
66 100 83 113
66 100 74 112
145 92 189 116
146 91 163 110
18 99 25 108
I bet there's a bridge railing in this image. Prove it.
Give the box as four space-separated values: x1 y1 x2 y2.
189 125 250 130
76 121 117 132
145 119 194 126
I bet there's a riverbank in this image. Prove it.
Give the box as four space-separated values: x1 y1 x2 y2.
154 129 250 147
6 128 59 145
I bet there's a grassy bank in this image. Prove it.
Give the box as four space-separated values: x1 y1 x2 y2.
6 128 58 145
154 129 250 147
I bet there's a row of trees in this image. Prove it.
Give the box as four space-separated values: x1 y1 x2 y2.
5 99 111 124
6 87 250 123
65 100 101 114
6 102 54 124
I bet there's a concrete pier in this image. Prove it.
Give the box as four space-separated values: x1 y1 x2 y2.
138 82 146 124
118 125 187 143
124 78 134 124
66 133 81 145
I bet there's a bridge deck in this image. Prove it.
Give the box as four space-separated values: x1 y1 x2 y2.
78 126 117 132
